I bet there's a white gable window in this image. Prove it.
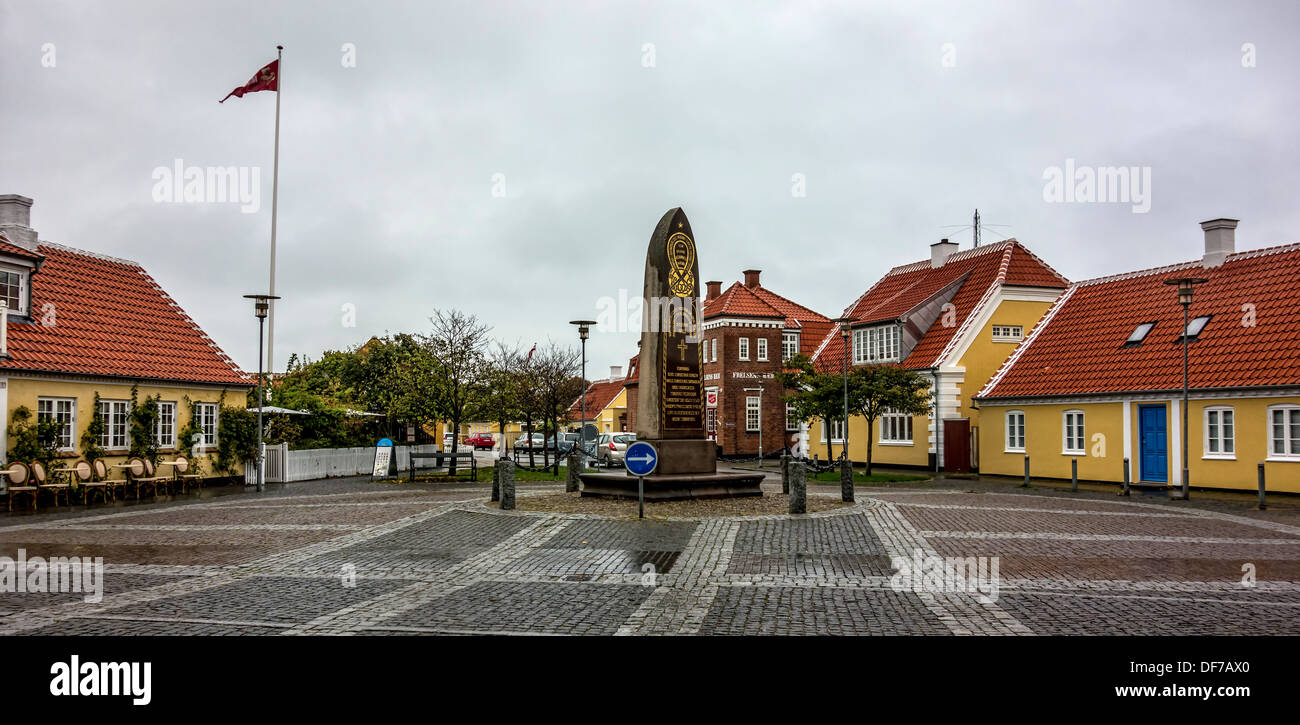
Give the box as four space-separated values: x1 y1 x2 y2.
1005 410 1026 452
1267 404 1300 460
992 325 1023 343
782 332 799 361
1203 406 1235 459
852 324 901 364
880 409 913 443
756 337 768 361
0 264 29 316
1062 410 1085 454
738 337 749 361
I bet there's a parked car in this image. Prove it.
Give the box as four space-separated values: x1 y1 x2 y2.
467 433 495 450
514 433 544 449
597 433 637 467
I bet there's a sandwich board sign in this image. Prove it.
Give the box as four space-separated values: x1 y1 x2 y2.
373 438 396 479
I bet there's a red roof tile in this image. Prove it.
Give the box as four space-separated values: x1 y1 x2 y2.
812 240 1068 372
702 283 784 319
979 243 1300 398
702 281 830 357
0 242 249 386
569 376 626 418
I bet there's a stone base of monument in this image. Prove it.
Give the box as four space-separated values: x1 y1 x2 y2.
578 471 765 500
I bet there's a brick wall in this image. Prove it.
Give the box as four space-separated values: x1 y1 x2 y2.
702 324 791 457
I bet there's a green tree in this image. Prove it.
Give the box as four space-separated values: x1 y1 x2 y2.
776 354 852 462
80 393 108 464
845 365 933 475
128 386 162 464
424 309 490 472
7 405 62 469
216 404 259 474
178 397 206 474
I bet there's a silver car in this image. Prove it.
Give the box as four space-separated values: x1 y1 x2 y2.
597 433 636 467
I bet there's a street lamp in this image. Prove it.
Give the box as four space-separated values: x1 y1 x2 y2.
834 317 854 462
569 320 596 466
744 385 764 467
244 294 281 492
1162 277 1206 500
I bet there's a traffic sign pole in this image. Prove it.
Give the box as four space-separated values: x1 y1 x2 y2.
624 441 657 519
638 476 644 519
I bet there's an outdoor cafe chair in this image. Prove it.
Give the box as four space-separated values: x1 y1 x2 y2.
31 460 70 508
5 461 37 512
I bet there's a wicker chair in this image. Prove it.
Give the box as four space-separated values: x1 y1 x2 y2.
75 460 106 504
31 460 69 508
93 459 124 502
5 462 37 512
171 455 204 494
127 457 170 499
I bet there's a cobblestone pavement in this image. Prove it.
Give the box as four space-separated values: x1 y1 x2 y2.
3 475 1299 636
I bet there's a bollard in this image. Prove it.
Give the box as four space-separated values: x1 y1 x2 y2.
491 460 501 502
1020 456 1030 488
840 458 854 503
780 454 791 495
1257 462 1266 510
1071 457 1078 493
1121 458 1130 496
565 451 581 493
499 459 516 510
789 460 807 514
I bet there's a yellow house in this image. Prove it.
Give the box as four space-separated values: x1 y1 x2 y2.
568 366 630 435
810 239 1068 471
975 220 1300 492
0 194 250 487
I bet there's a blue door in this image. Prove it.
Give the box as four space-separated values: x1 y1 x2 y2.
1138 405 1168 483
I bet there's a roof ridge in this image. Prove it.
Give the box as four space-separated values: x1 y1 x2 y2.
750 285 829 321
39 240 142 267
1073 242 1300 287
1006 239 1071 286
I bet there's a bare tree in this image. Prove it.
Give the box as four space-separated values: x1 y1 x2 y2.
476 339 524 458
529 340 583 475
424 309 491 473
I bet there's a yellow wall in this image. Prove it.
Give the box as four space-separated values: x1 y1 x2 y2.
979 397 1300 493
594 388 629 434
5 377 242 475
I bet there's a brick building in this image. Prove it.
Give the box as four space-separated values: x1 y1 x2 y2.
699 269 831 457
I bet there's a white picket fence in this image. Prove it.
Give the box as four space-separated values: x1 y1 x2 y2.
244 443 441 484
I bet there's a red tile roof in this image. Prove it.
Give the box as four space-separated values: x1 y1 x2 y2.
623 354 639 385
978 243 1300 399
702 281 830 357
569 376 627 418
0 239 42 262
812 240 1068 372
0 238 249 386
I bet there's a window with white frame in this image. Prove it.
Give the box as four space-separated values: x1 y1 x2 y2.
745 396 761 432
822 419 845 442
1268 404 1300 459
991 325 1023 343
880 409 913 443
756 337 768 361
0 265 27 315
37 397 76 451
196 402 219 447
786 403 799 431
1063 410 1085 454
711 338 718 362
700 339 708 362
156 401 177 449
99 399 129 450
782 332 799 361
1005 410 1026 452
738 337 750 361
852 324 901 364
1203 406 1235 458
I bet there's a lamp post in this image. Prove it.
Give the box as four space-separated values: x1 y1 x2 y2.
569 320 596 466
244 294 281 492
744 385 764 466
834 317 854 462
1162 277 1206 500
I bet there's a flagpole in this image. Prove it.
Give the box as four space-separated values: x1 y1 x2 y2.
266 44 282 377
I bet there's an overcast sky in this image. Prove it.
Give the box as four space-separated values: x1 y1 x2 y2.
3 0 1298 380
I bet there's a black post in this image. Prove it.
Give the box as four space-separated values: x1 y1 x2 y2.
256 315 265 492
1257 462 1266 510
638 476 644 519
1020 455 1030 488
1071 457 1078 492
1122 457 1130 496
1180 302 1190 500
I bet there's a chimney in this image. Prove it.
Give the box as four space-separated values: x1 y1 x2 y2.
930 238 958 268
705 280 722 301
1200 218 1238 268
0 195 38 250
610 365 623 380
742 269 761 288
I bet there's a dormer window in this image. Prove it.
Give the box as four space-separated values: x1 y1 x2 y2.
852 324 901 364
0 264 29 316
1178 315 1212 342
1124 321 1157 346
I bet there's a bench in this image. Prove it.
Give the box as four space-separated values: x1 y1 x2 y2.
410 451 477 482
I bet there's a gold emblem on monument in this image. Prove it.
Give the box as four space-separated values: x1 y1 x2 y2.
666 232 696 298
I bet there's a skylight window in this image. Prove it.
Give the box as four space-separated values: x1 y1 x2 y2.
1124 321 1156 346
1179 315 1212 342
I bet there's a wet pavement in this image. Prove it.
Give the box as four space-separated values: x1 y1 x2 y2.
2 473 1299 635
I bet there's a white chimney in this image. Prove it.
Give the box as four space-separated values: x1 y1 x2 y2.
1201 218 1238 268
930 238 958 268
610 365 623 380
0 195 38 250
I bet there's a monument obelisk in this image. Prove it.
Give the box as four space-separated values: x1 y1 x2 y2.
580 208 763 499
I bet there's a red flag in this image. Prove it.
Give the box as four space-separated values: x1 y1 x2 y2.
527 342 537 361
220 59 278 103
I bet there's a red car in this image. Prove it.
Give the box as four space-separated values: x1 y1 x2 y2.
467 433 496 450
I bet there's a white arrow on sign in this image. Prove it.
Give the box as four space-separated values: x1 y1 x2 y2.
627 454 655 466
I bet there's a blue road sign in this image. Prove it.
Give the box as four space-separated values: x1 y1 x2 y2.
624 441 658 476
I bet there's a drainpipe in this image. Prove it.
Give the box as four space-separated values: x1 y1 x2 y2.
930 366 941 473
